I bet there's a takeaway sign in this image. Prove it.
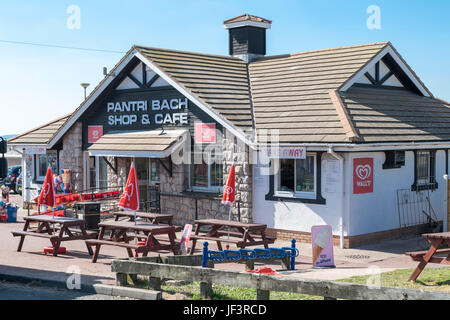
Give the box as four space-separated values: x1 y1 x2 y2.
353 158 374 194
266 147 306 159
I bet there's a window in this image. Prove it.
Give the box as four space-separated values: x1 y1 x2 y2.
36 153 58 181
190 152 223 192
383 151 405 169
412 150 437 191
276 154 316 197
150 159 160 184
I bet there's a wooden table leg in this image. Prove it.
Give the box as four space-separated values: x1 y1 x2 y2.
80 225 94 255
92 227 105 263
52 225 66 257
261 230 269 249
190 223 201 255
408 239 442 282
168 229 179 255
17 220 30 252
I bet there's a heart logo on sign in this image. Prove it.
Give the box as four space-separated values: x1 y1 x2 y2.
121 183 134 202
356 165 371 180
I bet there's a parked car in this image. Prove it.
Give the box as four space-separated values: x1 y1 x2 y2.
1 165 22 194
15 171 22 195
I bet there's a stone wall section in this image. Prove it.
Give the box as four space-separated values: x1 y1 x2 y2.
61 122 83 192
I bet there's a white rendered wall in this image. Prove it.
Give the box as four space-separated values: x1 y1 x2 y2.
253 150 448 237
347 150 447 236
252 152 347 237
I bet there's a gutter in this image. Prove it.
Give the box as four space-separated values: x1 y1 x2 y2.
327 145 346 249
444 174 449 232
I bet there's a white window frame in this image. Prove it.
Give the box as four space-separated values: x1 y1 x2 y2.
35 154 48 182
190 152 223 193
275 153 317 199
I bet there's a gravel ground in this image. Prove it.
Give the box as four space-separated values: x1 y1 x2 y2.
0 280 133 300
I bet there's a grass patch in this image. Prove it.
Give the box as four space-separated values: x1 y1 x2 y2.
339 267 450 292
161 281 322 300
129 276 321 300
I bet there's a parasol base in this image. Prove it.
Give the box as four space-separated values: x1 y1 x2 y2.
43 246 66 255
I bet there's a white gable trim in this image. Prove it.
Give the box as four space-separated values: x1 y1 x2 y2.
134 51 254 147
340 45 431 97
48 49 138 148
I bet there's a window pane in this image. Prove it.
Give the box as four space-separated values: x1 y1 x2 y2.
296 156 315 193
39 155 48 177
417 152 430 183
210 162 223 187
89 157 96 189
99 157 108 190
278 159 294 192
150 159 160 182
193 159 208 187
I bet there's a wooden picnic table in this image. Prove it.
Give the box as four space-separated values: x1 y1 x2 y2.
114 211 174 225
86 220 180 263
189 219 275 255
11 215 97 257
406 232 450 281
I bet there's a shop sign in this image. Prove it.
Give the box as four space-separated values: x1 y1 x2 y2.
25 146 46 155
311 225 335 268
106 98 189 126
353 158 374 194
266 147 306 159
88 126 103 143
194 123 216 144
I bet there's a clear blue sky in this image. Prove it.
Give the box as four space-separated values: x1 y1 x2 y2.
0 0 449 136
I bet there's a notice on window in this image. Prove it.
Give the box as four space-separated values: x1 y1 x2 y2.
353 158 374 194
88 125 103 143
323 160 339 193
194 123 216 144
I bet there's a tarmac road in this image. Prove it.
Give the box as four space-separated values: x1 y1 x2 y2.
0 280 133 300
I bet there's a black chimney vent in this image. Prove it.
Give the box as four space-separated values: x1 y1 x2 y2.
224 14 271 63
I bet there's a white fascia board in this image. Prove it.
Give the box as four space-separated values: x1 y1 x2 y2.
135 51 255 148
48 49 138 148
224 21 271 30
340 45 431 97
89 150 167 158
255 141 450 152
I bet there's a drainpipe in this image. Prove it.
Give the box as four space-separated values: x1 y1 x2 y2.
444 174 449 232
327 145 345 249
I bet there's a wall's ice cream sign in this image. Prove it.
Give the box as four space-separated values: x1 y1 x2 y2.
353 158 374 194
106 98 189 126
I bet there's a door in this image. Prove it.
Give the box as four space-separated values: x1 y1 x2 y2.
135 158 150 211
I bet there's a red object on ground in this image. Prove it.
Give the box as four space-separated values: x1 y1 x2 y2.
246 267 282 276
43 246 66 255
119 162 140 211
222 164 236 205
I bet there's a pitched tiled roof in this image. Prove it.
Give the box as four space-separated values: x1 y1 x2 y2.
136 46 254 130
223 14 272 25
341 87 450 143
249 42 389 143
8 114 71 145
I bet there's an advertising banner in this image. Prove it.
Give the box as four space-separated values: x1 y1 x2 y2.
353 157 374 194
88 126 103 143
311 225 335 268
195 123 216 144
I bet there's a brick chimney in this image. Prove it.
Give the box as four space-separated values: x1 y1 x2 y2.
223 14 272 63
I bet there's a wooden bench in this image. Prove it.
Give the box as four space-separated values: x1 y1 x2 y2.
12 230 58 242
86 239 140 250
190 235 242 244
406 248 450 261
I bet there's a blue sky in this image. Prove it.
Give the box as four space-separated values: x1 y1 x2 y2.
0 0 449 136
